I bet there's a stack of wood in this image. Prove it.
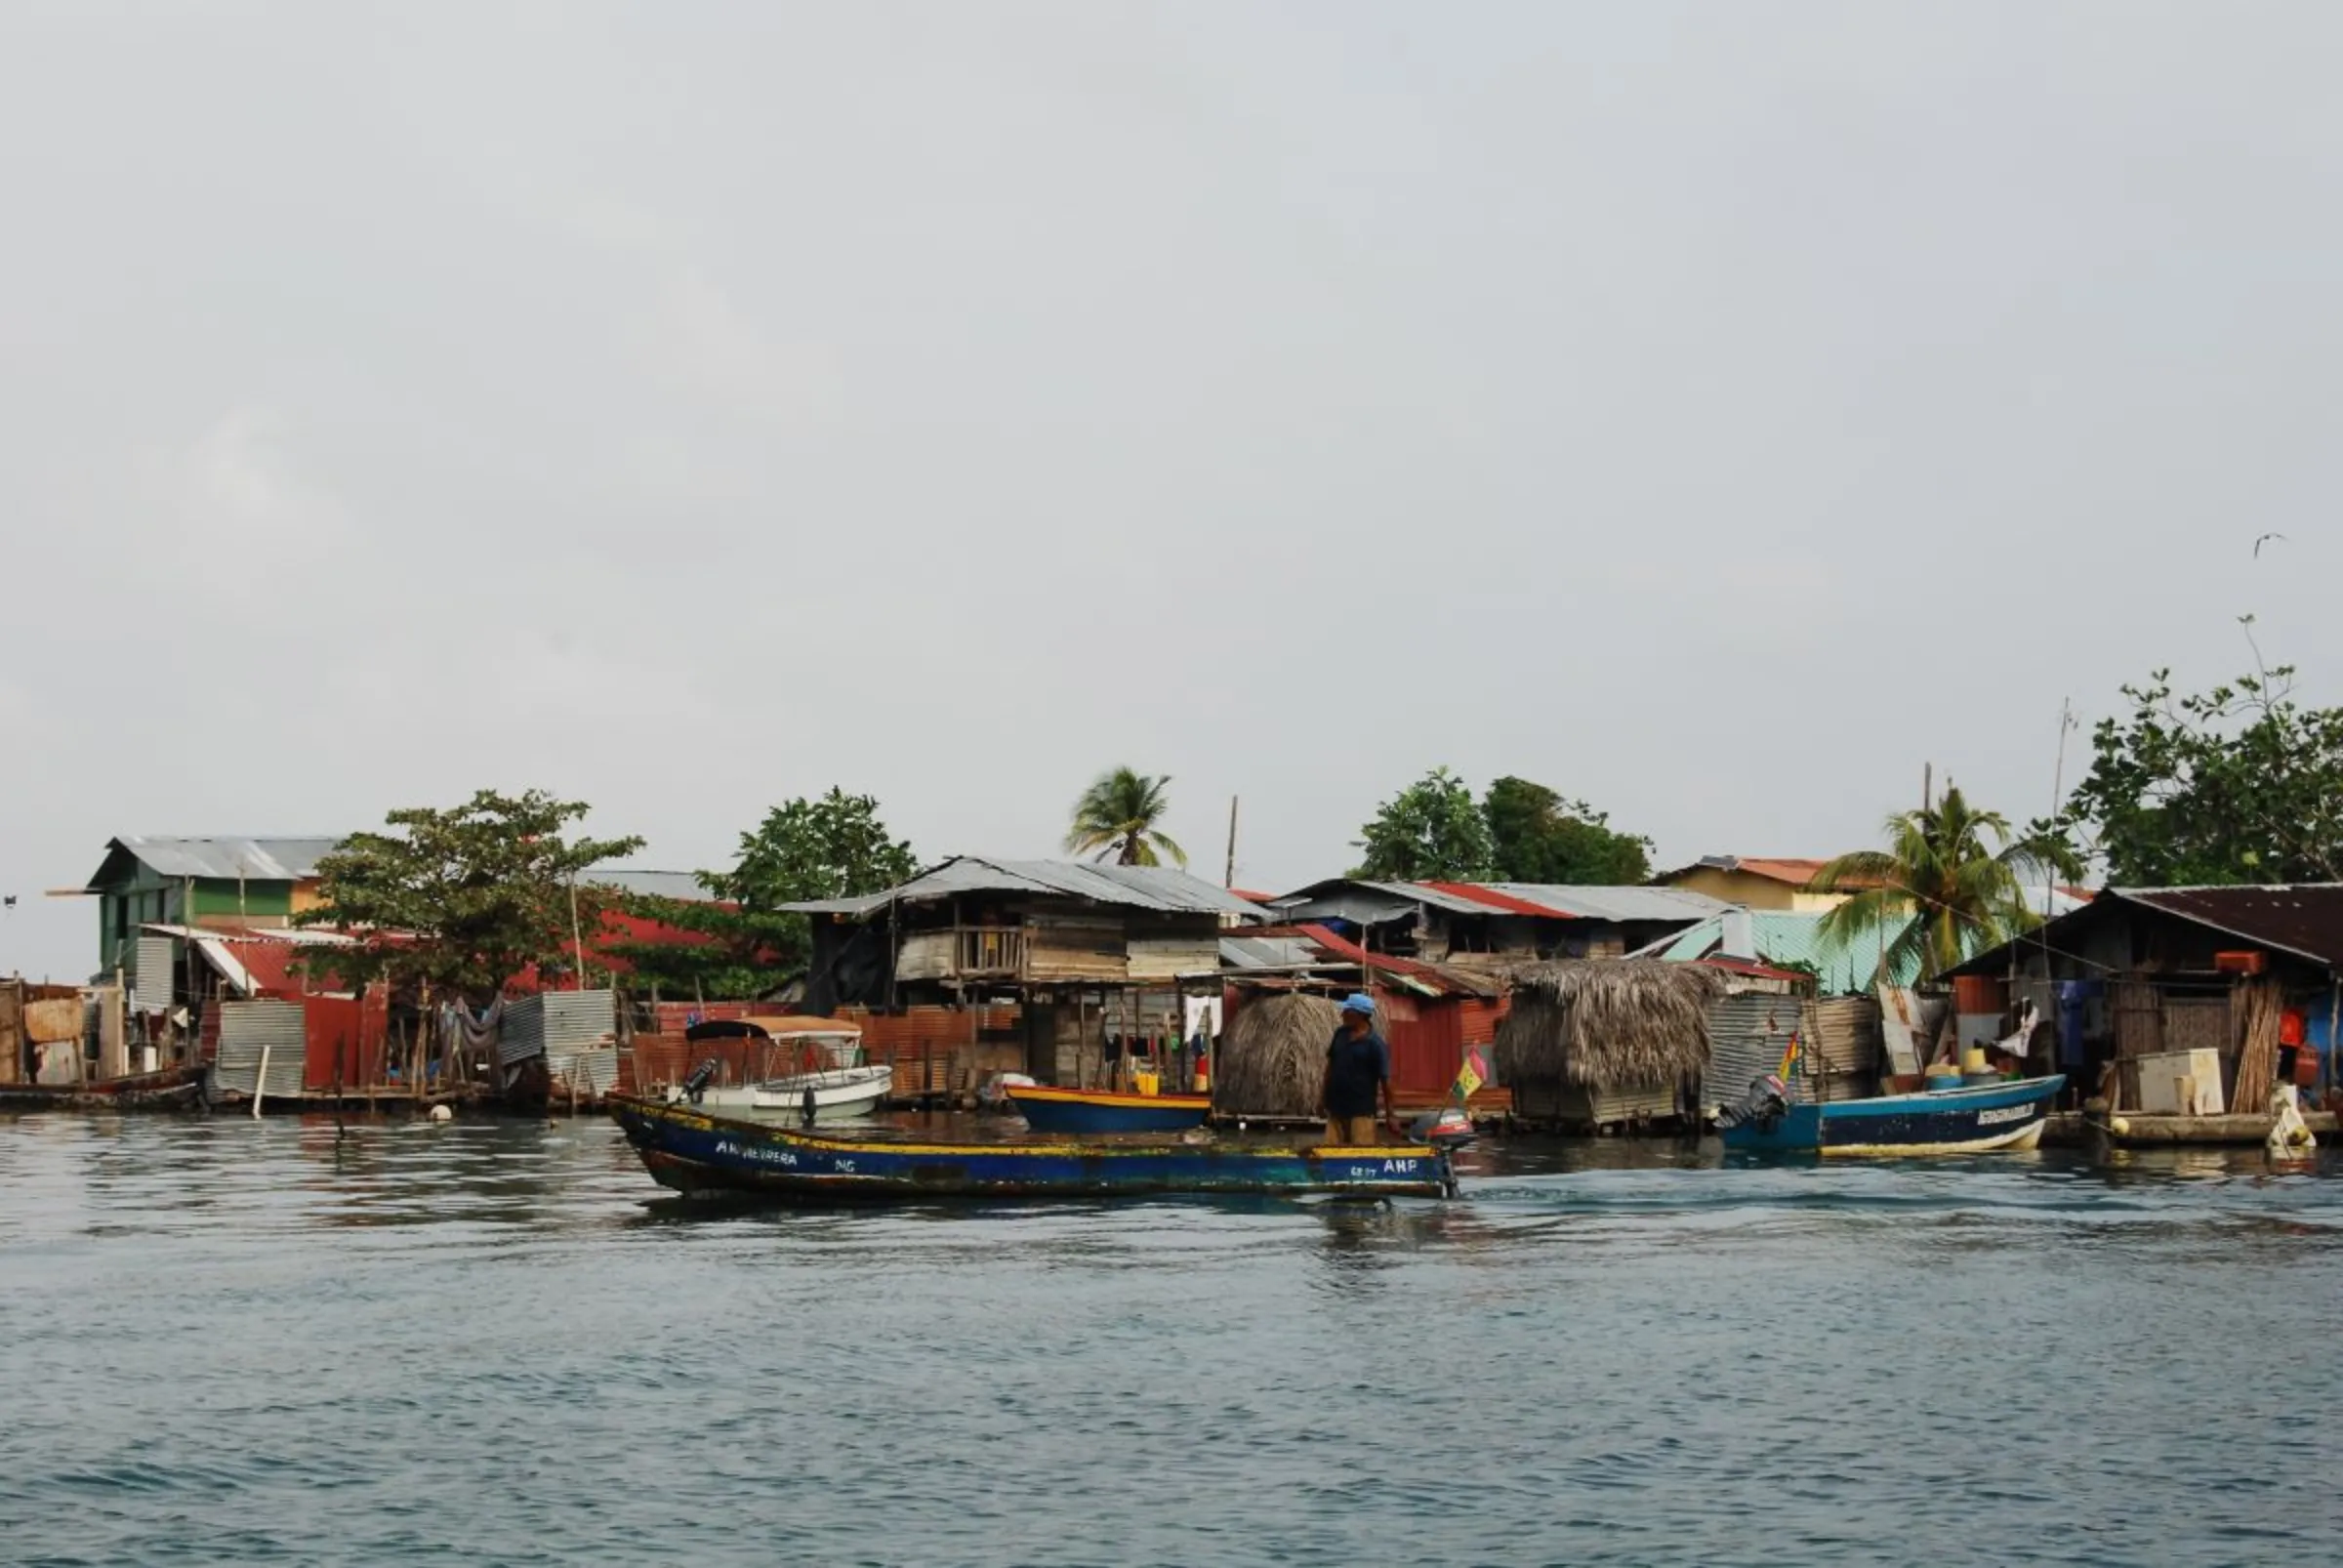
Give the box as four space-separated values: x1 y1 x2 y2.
1800 995 1884 1102
2233 979 2285 1113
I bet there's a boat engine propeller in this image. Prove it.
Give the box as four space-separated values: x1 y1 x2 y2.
680 1058 719 1105
1716 1074 1789 1134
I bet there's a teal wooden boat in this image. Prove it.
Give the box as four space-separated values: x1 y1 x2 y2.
608 1093 1456 1203
1719 1074 2066 1156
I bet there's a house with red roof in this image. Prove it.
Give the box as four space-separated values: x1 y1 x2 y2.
1653 855 1872 914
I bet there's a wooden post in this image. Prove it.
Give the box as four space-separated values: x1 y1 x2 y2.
568 876 587 991
253 1042 270 1118
2327 981 2339 1104
1223 796 1239 888
105 970 127 1082
414 986 431 1105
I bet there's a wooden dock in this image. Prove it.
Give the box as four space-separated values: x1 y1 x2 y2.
2044 1109 2337 1147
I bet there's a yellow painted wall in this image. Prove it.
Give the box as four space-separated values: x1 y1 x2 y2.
1663 868 1851 913
290 879 330 916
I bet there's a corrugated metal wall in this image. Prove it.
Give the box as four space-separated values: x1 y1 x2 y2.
500 990 617 1093
134 934 176 1013
1706 994 1808 1110
302 993 390 1091
1382 994 1465 1096
213 1000 308 1098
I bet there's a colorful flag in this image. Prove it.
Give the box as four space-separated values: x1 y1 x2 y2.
1453 1045 1489 1101
1776 1031 1801 1080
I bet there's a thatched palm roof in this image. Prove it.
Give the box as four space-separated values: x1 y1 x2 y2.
1493 961 1727 1087
1215 993 1340 1117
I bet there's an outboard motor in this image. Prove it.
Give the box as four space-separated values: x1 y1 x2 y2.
1407 1107 1479 1152
680 1058 719 1105
1715 1074 1790 1134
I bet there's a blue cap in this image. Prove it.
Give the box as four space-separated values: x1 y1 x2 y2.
1340 993 1376 1015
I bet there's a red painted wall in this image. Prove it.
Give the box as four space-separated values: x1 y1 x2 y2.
302 991 390 1090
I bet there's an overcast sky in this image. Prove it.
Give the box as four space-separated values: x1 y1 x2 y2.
5 2 2341 980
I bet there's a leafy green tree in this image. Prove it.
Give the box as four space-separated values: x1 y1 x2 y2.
1066 768 1185 866
1482 776 1653 885
300 788 644 1000
2044 662 2343 885
1354 766 1495 881
1812 784 2081 982
613 789 919 999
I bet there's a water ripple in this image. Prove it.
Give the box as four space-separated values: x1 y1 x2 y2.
1 1113 2336 1566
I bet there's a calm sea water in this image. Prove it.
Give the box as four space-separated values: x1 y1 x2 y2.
1 1113 2335 1568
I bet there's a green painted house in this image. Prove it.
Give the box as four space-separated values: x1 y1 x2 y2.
79 836 345 977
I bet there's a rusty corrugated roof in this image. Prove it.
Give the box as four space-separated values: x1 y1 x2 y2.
2117 885 2343 968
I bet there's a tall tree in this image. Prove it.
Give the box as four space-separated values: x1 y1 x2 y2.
1812 784 2081 982
299 788 644 1000
1353 766 1495 881
1066 768 1185 866
613 789 919 998
2045 661 2343 885
1482 776 1654 885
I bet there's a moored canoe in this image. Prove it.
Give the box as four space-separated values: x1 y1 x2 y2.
1006 1084 1213 1135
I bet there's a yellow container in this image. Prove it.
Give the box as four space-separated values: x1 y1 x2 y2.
1132 1070 1160 1097
1959 1046 1989 1075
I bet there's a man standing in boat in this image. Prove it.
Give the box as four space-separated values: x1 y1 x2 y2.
1322 993 1399 1144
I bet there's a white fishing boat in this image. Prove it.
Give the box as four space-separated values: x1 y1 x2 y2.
669 1015 892 1123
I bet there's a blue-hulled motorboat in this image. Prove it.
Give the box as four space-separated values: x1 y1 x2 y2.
607 1093 1455 1203
1005 1083 1213 1135
1718 1074 2066 1156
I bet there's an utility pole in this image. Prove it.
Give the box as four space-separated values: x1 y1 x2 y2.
1223 796 1240 888
2045 698 2076 920
568 875 588 991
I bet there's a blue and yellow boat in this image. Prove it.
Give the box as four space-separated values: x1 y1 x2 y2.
1005 1083 1213 1135
608 1094 1455 1203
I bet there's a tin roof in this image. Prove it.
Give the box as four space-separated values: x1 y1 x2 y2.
1945 884 2343 978
1654 855 1885 889
782 856 1268 920
1649 910 1924 992
92 836 345 887
588 869 722 903
1272 879 1726 926
145 923 358 998
2117 885 2343 969
1477 884 1730 924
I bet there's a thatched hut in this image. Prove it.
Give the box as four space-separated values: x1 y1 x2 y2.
1494 961 1727 1129
1214 993 1341 1118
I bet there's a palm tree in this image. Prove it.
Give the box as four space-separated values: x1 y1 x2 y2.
1811 783 2082 983
1065 768 1187 867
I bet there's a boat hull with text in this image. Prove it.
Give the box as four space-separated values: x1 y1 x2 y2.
608 1094 1454 1203
1721 1076 2066 1156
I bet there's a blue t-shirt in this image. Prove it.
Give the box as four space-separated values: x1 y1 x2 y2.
1325 1027 1390 1117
